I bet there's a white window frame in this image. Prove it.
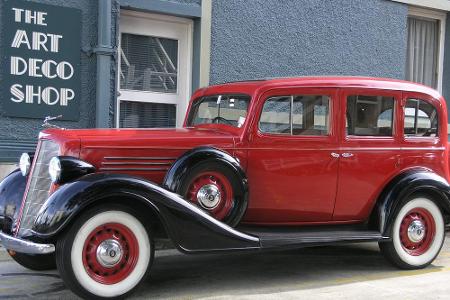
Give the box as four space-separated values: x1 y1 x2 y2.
117 10 193 128
391 0 450 11
407 6 446 93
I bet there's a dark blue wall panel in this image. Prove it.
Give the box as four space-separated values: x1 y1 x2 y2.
0 0 98 160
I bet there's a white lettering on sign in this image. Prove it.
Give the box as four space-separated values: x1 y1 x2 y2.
11 30 62 52
12 8 47 26
8 6 76 109
11 56 74 80
10 84 74 106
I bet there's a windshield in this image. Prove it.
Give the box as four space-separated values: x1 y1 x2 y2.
187 94 251 128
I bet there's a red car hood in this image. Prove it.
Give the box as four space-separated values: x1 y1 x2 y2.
39 127 238 186
40 127 237 152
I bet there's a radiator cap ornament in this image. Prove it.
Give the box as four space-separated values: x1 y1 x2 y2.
42 115 63 129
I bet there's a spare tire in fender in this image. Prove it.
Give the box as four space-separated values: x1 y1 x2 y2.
177 159 248 227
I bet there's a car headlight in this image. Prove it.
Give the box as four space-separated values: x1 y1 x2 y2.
49 157 62 183
19 153 31 176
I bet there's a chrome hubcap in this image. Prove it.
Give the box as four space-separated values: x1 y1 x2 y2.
407 220 426 243
197 184 221 210
96 239 123 268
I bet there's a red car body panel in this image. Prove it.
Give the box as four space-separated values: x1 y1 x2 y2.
40 77 449 226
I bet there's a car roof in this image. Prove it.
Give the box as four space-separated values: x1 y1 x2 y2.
197 76 442 100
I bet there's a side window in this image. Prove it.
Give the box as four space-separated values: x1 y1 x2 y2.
260 96 291 134
292 95 330 135
346 95 395 136
260 95 330 135
404 99 438 137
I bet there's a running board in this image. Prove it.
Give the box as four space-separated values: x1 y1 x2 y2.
238 226 387 249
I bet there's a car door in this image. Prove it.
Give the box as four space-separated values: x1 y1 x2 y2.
244 87 340 224
333 88 402 221
400 91 446 177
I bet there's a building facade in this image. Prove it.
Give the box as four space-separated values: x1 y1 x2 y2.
0 0 449 175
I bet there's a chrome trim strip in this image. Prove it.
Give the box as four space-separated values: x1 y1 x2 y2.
0 231 55 254
101 162 173 166
340 147 446 151
104 156 177 160
99 167 170 171
237 147 446 151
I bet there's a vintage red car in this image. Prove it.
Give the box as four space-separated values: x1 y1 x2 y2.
1 77 449 299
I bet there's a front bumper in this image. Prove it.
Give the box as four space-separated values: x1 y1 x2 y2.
0 231 55 254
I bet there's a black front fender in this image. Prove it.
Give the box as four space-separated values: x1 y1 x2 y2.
32 173 259 253
378 169 450 236
0 169 27 234
163 146 247 192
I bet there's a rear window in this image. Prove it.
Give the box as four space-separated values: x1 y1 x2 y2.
404 99 438 137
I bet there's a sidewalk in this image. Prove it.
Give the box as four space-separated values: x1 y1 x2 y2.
0 246 9 262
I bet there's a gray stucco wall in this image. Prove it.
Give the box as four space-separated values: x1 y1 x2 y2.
0 0 98 161
210 0 408 84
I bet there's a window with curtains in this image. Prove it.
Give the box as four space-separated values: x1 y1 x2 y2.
405 9 445 92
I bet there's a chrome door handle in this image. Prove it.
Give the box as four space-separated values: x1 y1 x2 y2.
342 152 354 158
331 152 340 158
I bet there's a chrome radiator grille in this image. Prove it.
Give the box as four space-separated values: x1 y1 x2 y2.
17 140 59 236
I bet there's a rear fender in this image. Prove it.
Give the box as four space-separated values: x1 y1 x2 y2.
376 169 450 237
32 173 259 253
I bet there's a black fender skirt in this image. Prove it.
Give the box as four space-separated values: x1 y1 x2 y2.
377 169 450 236
32 173 259 253
0 169 27 234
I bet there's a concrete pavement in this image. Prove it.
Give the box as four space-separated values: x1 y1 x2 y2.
0 234 449 299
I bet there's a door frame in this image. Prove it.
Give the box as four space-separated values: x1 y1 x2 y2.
244 87 341 223
338 88 403 146
117 10 193 128
250 87 340 145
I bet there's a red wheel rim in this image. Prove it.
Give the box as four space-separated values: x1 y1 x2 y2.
399 208 436 256
186 171 234 220
82 223 139 285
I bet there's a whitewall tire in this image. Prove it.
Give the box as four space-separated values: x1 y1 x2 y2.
380 196 445 269
56 205 154 299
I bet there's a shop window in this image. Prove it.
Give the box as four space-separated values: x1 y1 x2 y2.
119 101 176 128
118 11 193 128
120 33 178 93
404 99 438 137
346 95 395 136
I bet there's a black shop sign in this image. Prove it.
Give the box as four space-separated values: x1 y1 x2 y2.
1 0 81 121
